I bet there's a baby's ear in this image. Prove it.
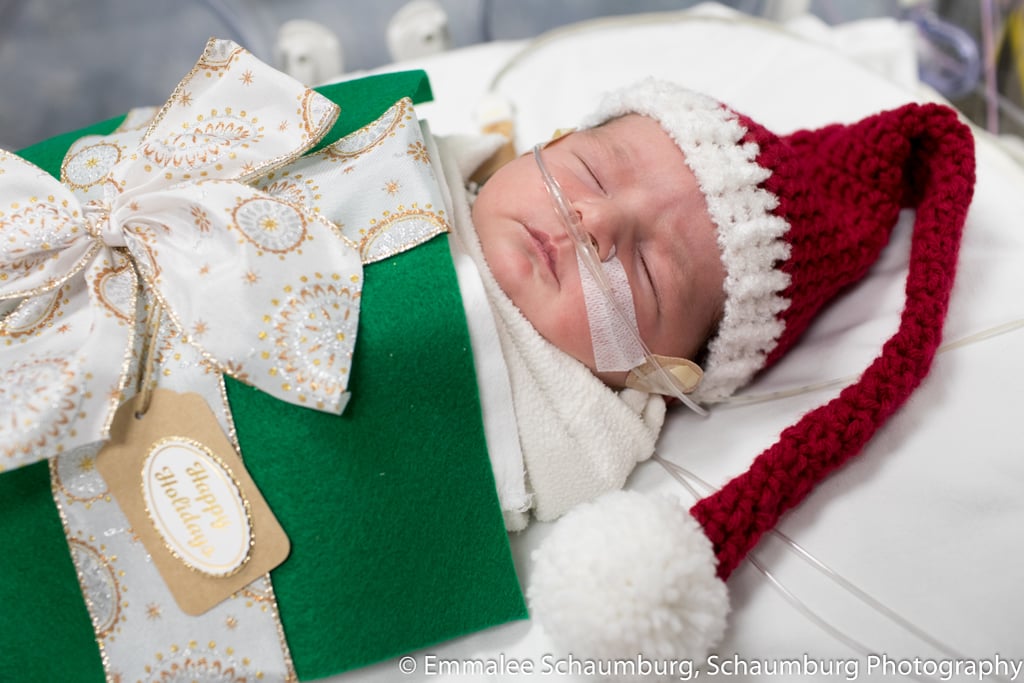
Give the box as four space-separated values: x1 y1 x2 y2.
469 127 517 185
547 127 576 142
444 133 507 182
469 94 519 184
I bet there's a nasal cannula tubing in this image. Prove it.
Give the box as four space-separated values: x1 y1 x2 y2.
532 143 707 416
653 454 1013 683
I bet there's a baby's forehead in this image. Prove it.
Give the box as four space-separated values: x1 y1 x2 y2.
574 113 678 170
578 112 651 142
569 115 635 153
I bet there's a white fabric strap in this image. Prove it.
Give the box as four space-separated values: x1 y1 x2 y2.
52 326 297 682
434 133 533 530
579 251 646 372
439 135 666 524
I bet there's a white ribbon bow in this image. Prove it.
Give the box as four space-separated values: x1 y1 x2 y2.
0 38 365 470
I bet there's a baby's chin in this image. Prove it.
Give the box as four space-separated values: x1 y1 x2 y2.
593 368 631 391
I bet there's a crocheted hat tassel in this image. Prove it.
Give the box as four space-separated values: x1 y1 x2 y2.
528 104 975 669
692 103 976 580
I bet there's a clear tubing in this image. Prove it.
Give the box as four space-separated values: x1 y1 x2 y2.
652 454 1010 683
532 143 706 415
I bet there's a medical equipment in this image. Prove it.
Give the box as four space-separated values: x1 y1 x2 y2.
532 143 706 415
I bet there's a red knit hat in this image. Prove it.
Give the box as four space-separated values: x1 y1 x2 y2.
530 79 976 659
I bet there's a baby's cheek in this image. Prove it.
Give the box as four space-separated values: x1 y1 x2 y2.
541 299 598 370
487 249 533 304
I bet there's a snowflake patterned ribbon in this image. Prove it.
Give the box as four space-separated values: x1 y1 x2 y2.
0 38 365 470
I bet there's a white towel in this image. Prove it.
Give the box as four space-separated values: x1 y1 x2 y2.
436 133 666 527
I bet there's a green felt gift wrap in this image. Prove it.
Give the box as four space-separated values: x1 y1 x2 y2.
0 70 527 682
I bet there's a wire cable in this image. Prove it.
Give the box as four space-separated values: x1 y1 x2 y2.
653 455 1014 683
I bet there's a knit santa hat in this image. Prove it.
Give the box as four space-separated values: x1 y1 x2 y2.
529 79 976 662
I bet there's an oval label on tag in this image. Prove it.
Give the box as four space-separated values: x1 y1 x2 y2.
141 437 253 577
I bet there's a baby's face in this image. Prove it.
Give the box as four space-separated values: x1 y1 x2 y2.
472 114 726 387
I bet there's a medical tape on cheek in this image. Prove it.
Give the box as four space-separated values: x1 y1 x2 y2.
578 251 647 372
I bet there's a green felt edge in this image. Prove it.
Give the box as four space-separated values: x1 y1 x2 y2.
0 69 525 683
226 239 528 678
0 462 102 681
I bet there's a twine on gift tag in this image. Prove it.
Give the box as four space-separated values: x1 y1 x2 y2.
134 301 162 419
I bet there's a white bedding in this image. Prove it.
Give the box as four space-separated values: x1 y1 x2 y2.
330 5 1024 682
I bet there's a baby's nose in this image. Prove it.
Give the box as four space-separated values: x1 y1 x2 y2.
584 231 618 263
577 197 628 243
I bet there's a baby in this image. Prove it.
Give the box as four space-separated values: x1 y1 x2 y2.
475 79 976 663
449 98 732 529
471 113 726 390
449 77 975 545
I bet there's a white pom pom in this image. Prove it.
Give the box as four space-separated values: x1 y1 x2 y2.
528 490 729 666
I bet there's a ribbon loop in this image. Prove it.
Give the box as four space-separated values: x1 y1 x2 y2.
0 150 97 301
126 179 363 414
125 39 337 188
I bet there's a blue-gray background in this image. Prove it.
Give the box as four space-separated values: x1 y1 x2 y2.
0 0 992 150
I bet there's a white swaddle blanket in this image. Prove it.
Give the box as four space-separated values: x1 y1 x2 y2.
430 130 666 530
